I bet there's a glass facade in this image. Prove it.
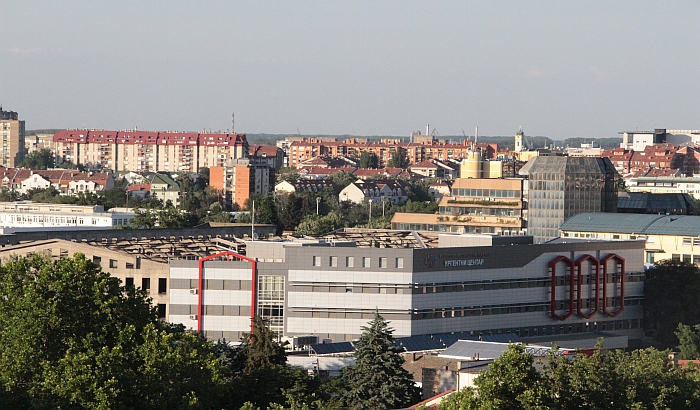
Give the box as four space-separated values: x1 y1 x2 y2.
527 157 617 243
258 275 285 338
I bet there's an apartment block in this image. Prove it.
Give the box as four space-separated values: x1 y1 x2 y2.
0 107 25 168
53 129 248 172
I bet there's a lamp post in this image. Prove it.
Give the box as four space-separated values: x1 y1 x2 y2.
369 200 372 222
251 200 255 241
316 197 321 215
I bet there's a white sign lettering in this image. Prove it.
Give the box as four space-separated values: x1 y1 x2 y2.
443 259 485 267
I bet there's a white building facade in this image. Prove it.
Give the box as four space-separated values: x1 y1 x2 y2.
169 237 645 344
0 202 135 232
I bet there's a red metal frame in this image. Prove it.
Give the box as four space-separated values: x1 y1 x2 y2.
197 250 257 334
601 253 625 317
549 255 575 321
575 254 600 319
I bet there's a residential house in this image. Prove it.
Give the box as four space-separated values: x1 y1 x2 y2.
339 179 409 205
275 180 342 195
149 174 181 206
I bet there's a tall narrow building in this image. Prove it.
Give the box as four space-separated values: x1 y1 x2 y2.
524 156 617 243
0 107 25 168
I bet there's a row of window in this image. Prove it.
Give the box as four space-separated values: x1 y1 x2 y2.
123 276 167 294
451 188 521 198
413 297 642 320
312 255 404 269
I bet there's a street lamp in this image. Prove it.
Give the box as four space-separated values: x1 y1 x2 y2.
316 197 321 215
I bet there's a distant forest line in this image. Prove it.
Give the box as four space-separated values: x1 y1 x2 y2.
26 130 622 151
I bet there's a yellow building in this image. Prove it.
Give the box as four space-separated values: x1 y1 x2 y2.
0 107 25 168
391 178 526 235
560 212 700 265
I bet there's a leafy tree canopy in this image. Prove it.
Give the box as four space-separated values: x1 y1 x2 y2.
644 260 700 347
20 148 55 169
341 312 420 409
0 253 223 409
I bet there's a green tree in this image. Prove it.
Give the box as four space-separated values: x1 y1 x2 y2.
676 323 700 360
359 152 379 169
387 148 408 169
295 212 344 236
0 254 223 409
329 171 356 189
20 148 55 169
278 192 304 231
442 344 550 410
644 260 700 347
342 312 420 410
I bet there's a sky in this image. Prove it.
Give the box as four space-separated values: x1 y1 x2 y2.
0 1 698 139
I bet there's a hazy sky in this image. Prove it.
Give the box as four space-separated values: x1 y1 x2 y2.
0 1 698 139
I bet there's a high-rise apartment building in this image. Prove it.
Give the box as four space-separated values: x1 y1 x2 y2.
52 130 248 172
0 107 26 168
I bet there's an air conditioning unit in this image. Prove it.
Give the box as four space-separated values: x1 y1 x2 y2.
189 314 198 321
189 289 198 295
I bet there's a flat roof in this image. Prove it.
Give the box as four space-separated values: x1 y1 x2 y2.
561 212 700 236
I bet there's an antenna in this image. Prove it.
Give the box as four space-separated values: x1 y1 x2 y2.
475 127 478 144
232 112 235 133
296 127 301 135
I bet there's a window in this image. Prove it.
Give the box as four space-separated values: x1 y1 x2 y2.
379 257 387 268
329 256 337 267
92 256 102 265
683 238 692 246
158 278 167 294
396 257 404 269
126 262 134 269
141 278 150 291
125 277 134 287
346 256 354 268
362 257 370 268
313 256 321 267
157 304 166 319
109 259 117 268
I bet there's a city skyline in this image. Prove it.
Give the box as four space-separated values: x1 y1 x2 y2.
0 1 698 139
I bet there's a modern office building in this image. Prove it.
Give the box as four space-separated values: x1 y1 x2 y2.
0 107 26 168
524 156 618 243
168 234 644 344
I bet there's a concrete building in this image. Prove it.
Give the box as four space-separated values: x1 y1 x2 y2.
0 201 134 232
627 176 700 200
52 129 248 172
561 212 700 265
209 158 274 209
619 129 700 151
168 233 645 344
0 107 25 168
523 156 618 244
391 178 527 235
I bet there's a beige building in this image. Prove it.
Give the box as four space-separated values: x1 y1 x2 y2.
391 178 527 235
0 239 170 319
560 212 700 265
0 107 25 168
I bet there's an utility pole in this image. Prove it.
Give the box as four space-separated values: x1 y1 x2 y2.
251 200 255 241
316 197 321 215
369 200 372 222
382 199 385 217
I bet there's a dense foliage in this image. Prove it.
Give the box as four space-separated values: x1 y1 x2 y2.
644 260 700 347
439 343 700 410
20 148 55 169
342 312 421 410
0 254 223 409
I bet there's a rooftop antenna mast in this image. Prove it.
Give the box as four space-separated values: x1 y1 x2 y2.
232 112 235 133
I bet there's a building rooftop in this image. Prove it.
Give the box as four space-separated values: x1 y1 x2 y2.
560 212 700 236
318 228 441 248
